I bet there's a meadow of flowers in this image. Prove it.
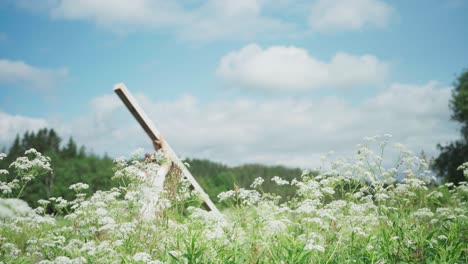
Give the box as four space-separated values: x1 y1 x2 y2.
0 136 467 263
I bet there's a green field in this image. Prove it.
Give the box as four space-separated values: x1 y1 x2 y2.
1 138 467 263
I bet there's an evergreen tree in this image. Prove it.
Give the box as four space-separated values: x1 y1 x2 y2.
434 70 468 184
62 137 78 159
1 128 115 207
8 134 22 160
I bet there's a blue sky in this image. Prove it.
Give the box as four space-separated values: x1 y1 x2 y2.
0 0 467 168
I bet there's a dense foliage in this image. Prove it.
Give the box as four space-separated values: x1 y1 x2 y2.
0 129 302 208
188 159 302 206
434 70 468 184
0 129 115 208
1 136 466 263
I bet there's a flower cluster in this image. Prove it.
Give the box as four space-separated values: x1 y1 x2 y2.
0 138 466 263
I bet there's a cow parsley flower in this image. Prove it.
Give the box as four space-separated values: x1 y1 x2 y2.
0 198 32 219
238 189 261 206
304 239 325 252
437 235 448 241
271 176 289 186
131 148 145 160
0 180 18 194
322 186 335 195
69 183 89 192
413 208 434 219
457 162 468 178
217 190 236 202
133 252 152 262
250 177 264 188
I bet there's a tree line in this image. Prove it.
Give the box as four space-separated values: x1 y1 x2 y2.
0 128 302 207
433 70 468 184
0 128 116 207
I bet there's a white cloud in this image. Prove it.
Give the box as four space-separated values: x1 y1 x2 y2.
217 44 388 91
2 82 450 169
177 0 291 42
309 0 393 32
0 59 68 90
0 112 48 149
12 0 397 39
14 0 292 42
50 0 188 31
0 81 457 168
98 82 457 167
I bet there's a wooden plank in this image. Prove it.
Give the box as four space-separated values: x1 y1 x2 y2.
113 83 161 143
113 83 220 214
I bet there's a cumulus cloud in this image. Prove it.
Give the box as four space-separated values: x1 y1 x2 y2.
217 44 388 91
0 59 68 90
0 81 457 168
0 112 48 148
176 0 291 42
11 0 398 40
309 0 394 32
2 82 453 169
50 0 188 31
13 0 292 42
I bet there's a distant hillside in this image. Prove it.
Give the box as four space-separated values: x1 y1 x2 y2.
1 128 305 207
187 159 303 205
0 128 116 208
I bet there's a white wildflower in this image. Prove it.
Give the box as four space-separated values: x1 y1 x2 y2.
428 191 443 198
131 148 145 160
69 183 89 192
304 241 325 252
53 256 72 264
353 226 368 238
263 219 289 236
250 177 264 188
413 208 434 219
238 189 261 205
133 252 152 262
437 235 448 241
53 197 68 210
457 162 468 178
95 208 108 216
217 190 235 202
375 192 389 202
271 176 289 186
0 181 17 194
147 261 165 264
322 186 335 195
0 198 32 219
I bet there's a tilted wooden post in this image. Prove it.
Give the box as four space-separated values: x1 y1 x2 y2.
113 83 220 214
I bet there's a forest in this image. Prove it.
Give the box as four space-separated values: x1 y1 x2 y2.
0 128 302 208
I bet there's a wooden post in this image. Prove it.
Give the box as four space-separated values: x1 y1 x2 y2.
113 83 220 214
